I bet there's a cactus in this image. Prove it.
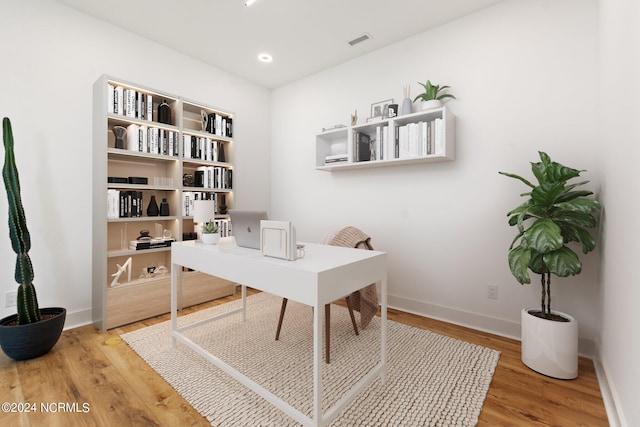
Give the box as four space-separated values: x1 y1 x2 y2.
3 117 40 324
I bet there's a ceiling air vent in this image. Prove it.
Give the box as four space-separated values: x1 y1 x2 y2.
348 33 371 46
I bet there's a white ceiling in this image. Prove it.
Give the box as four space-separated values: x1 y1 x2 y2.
55 0 505 89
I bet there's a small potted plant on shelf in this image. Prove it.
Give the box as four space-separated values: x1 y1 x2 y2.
413 80 456 110
499 151 601 379
201 220 220 245
0 117 66 361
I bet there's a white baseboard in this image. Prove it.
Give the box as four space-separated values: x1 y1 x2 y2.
386 293 595 357
62 307 93 331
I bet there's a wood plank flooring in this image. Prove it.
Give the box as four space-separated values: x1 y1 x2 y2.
0 289 609 426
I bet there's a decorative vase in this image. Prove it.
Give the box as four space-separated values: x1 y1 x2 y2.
159 198 170 216
201 233 220 245
200 109 209 131
158 99 171 125
421 99 443 110
400 97 412 115
218 195 227 215
147 195 159 216
0 307 66 361
521 308 578 379
112 126 127 149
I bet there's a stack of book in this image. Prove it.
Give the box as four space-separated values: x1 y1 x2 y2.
129 238 175 251
325 154 348 165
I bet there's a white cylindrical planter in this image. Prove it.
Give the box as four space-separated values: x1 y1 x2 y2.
201 233 220 245
521 308 578 379
421 99 442 110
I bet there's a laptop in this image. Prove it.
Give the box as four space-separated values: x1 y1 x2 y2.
229 210 268 249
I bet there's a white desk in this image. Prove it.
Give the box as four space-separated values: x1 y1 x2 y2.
170 239 387 427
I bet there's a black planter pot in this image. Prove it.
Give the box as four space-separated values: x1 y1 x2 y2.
0 307 66 361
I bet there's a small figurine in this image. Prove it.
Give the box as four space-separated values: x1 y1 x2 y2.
111 257 132 287
351 110 358 126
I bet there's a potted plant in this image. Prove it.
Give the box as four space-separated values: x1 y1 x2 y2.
0 118 66 361
413 80 456 110
201 220 220 245
499 151 600 379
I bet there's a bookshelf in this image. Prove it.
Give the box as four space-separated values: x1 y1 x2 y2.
92 75 235 330
315 107 455 171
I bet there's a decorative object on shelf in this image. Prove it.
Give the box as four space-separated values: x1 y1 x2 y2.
200 109 209 131
401 85 412 115
370 99 393 120
159 198 170 216
201 220 220 245
193 199 216 239
140 264 168 279
351 110 357 126
163 229 172 239
120 223 128 250
126 124 139 151
413 80 456 110
218 194 228 215
0 117 66 361
158 99 171 125
500 151 601 379
137 230 151 241
147 195 159 216
112 125 126 149
183 173 194 187
388 104 398 118
110 257 132 287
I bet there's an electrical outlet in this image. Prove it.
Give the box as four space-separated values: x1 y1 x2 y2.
487 285 499 300
5 291 17 307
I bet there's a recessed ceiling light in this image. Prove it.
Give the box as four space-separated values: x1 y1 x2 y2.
245 0 258 6
258 53 273 63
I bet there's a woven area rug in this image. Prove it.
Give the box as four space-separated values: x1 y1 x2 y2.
122 293 500 426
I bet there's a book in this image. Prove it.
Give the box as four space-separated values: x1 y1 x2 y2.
325 154 348 164
129 238 174 250
146 94 153 121
107 84 115 114
115 86 124 115
355 132 371 162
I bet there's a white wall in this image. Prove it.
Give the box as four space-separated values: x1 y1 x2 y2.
598 0 640 425
0 0 271 325
271 0 600 347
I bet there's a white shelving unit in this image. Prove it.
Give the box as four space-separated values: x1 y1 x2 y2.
92 75 235 330
316 107 455 171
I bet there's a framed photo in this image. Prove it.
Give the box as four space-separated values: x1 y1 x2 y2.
370 99 393 119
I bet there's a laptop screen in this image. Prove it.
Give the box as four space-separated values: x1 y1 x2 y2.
229 210 268 249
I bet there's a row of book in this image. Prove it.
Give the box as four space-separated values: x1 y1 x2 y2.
107 190 144 219
108 84 155 120
106 85 234 140
352 118 445 163
183 135 226 162
397 119 445 158
124 124 179 156
191 167 232 190
202 112 233 138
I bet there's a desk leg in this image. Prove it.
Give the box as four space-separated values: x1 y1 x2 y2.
241 285 247 322
171 262 178 348
381 276 387 384
313 301 323 426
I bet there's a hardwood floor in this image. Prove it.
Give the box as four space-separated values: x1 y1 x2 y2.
0 289 609 426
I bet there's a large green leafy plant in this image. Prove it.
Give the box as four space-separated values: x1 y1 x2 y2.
499 152 600 321
3 117 40 324
413 80 456 103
